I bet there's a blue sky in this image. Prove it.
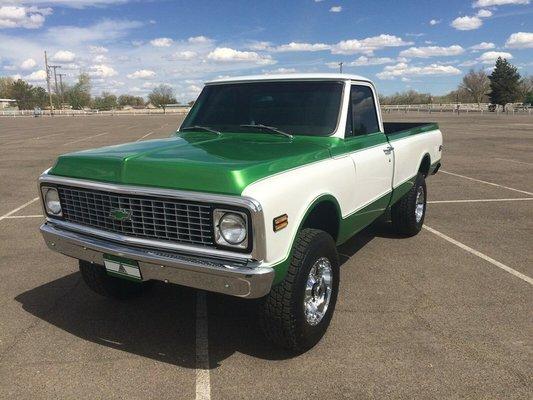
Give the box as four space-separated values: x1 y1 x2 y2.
1 0 532 101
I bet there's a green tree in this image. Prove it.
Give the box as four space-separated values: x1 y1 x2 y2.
460 69 490 106
0 77 14 99
93 92 118 111
11 79 38 109
34 87 49 108
118 94 145 107
148 84 176 111
65 73 92 110
488 57 521 111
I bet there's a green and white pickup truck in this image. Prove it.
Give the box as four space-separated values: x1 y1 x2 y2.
39 73 442 351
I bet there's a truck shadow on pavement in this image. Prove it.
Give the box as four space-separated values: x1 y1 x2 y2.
15 222 405 368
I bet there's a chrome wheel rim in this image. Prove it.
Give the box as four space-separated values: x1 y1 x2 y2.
415 185 425 223
304 257 333 326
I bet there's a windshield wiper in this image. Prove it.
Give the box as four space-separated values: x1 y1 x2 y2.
240 124 293 139
180 125 221 136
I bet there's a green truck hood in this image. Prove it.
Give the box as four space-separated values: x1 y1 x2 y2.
49 131 335 195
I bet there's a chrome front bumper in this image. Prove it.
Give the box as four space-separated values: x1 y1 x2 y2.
40 222 274 298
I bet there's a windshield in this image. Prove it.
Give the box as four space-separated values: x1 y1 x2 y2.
181 81 344 137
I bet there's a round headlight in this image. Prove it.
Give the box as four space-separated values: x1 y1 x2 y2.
45 188 62 215
219 213 247 244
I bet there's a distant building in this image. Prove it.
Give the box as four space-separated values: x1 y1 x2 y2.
0 99 16 109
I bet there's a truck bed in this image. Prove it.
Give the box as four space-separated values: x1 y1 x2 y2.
384 122 439 137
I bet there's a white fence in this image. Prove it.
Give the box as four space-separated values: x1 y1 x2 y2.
0 108 191 118
382 103 532 115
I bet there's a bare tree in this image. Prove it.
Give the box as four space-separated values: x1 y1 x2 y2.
148 84 177 112
460 69 490 107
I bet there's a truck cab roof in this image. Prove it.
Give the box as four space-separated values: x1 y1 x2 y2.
206 73 373 85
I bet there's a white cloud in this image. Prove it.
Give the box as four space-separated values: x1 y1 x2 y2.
478 51 513 63
473 0 529 7
127 69 156 79
20 58 36 70
459 60 479 67
89 64 117 78
400 45 465 58
18 1 131 8
24 69 47 82
377 62 461 80
89 45 108 54
274 42 330 52
207 47 275 65
263 67 297 74
0 5 52 29
451 16 483 30
476 9 493 17
329 6 342 12
429 19 441 25
188 36 210 44
332 34 412 55
247 41 272 51
171 50 198 60
45 19 142 46
150 37 173 47
505 32 533 48
51 50 76 62
349 56 396 66
93 54 107 63
470 42 495 50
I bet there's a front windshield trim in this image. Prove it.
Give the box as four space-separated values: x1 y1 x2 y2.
181 80 346 138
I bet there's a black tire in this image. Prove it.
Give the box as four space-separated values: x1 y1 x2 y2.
79 260 146 300
259 228 340 352
391 172 427 237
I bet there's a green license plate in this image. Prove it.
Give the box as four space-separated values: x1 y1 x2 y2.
103 254 142 281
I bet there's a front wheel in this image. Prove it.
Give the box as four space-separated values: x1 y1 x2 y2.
79 260 146 300
259 228 340 352
391 172 427 236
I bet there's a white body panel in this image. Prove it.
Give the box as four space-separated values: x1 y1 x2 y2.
389 130 443 188
243 129 442 268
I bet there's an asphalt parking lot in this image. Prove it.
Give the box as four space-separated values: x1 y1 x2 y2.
0 113 531 399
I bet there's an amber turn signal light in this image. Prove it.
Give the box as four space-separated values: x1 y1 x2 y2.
273 214 288 232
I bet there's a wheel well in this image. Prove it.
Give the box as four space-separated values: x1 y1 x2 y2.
419 154 431 177
301 201 340 242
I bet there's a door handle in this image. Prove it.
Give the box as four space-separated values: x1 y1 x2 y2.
383 146 394 155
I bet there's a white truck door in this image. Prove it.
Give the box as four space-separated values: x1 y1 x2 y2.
344 83 394 217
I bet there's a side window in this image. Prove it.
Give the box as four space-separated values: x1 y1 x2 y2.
346 85 380 136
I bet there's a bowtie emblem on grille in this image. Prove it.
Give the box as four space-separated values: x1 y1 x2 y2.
109 208 132 222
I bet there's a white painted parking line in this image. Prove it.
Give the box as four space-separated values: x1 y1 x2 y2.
195 291 211 400
495 158 533 166
428 198 533 204
423 225 533 286
4 214 44 219
0 198 39 222
136 131 154 141
441 170 533 196
63 131 110 146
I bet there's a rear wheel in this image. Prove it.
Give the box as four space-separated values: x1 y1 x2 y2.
391 173 427 236
259 228 340 352
79 260 146 300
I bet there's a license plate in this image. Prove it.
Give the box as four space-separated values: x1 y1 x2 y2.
103 254 142 281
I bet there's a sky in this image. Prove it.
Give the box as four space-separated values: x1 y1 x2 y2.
0 0 532 101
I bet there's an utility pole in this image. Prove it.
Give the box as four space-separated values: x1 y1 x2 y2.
49 65 61 96
44 51 54 114
339 62 343 74
58 73 66 107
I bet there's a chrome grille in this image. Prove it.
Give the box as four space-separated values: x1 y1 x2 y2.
57 186 213 246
